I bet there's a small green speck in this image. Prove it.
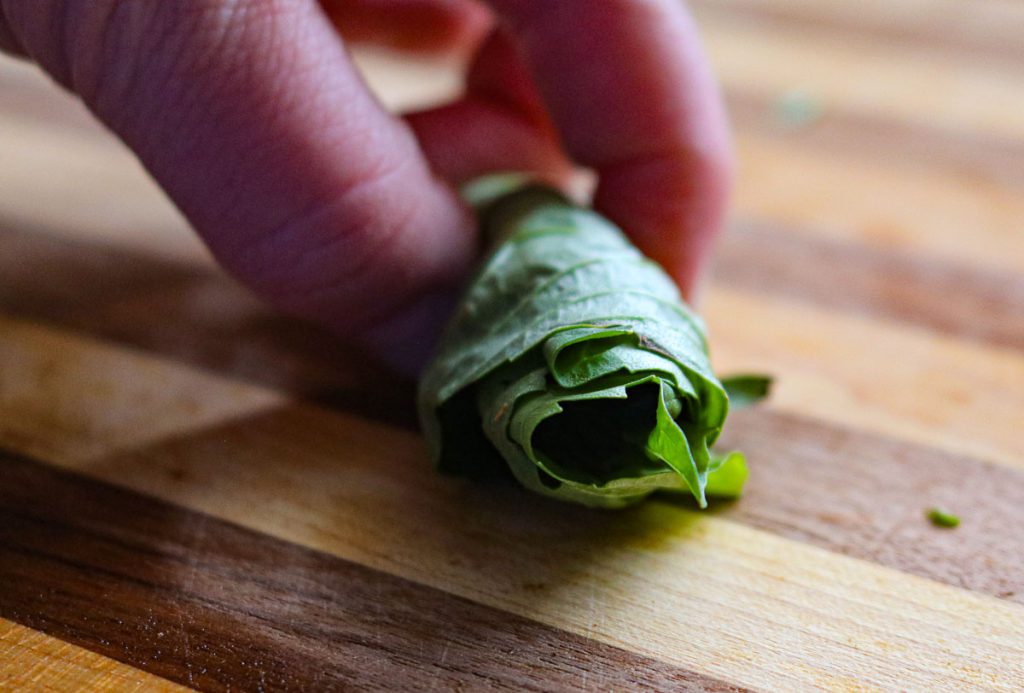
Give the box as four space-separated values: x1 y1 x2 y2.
926 507 960 528
772 89 824 131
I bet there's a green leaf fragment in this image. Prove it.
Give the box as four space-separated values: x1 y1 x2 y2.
646 380 707 508
721 374 773 409
926 507 960 528
705 452 749 499
772 89 825 131
418 178 770 509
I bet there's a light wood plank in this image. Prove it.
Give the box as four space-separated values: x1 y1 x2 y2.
733 134 1024 276
695 0 1024 65
0 114 207 264
0 316 284 462
1 316 1022 690
706 287 1024 471
0 619 187 692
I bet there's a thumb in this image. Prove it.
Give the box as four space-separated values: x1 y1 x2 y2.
1 0 474 373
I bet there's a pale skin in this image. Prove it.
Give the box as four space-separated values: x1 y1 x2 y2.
0 0 731 373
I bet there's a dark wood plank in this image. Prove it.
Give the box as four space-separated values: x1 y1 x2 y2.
0 448 745 693
714 221 1024 350
714 409 1024 602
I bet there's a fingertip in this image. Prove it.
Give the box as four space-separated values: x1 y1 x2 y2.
593 144 733 301
407 24 572 185
407 100 571 185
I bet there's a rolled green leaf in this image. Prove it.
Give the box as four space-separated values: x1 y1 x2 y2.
418 180 768 509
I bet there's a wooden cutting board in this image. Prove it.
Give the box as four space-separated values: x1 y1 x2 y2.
2 1 1023 690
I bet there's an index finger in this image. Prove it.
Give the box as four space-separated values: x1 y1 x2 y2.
484 0 732 299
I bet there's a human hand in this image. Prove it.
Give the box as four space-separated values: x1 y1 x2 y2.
0 0 731 374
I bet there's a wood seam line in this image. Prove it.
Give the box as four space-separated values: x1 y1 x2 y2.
705 286 1024 472
5 212 1022 351
7 72 1024 191
0 449 747 693
731 131 1024 277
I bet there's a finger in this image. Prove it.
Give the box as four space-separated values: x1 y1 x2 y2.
2 0 475 373
321 0 491 54
484 0 733 299
406 28 572 183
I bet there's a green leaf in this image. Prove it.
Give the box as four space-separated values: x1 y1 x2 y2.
417 179 769 509
721 374 773 409
705 452 749 499
646 380 707 508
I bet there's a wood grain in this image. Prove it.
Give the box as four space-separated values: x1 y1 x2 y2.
715 222 1024 350
6 57 1024 279
717 409 1024 602
1 319 1022 690
732 134 1024 276
6 212 1024 476
727 89 1024 190
707 288 1024 471
3 0 1024 686
1 619 185 692
694 0 1024 68
3 277 1023 602
70 409 1024 691
0 448 742 693
10 209 1023 436
0 317 284 464
0 111 203 264
701 10 1024 142
5 226 1023 607
0 221 419 426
